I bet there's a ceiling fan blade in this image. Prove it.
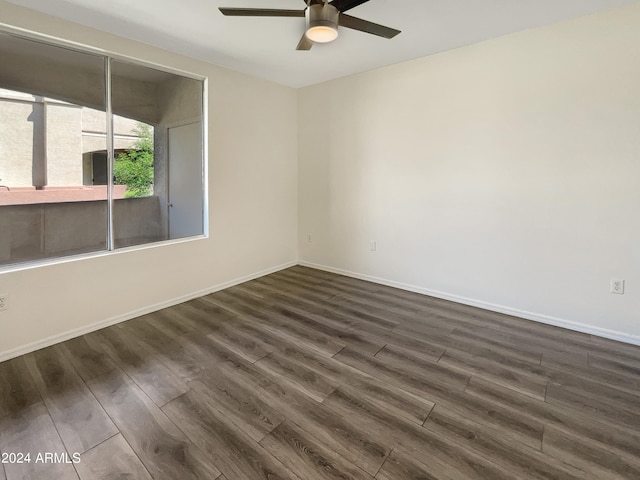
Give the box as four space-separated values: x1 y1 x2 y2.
296 33 313 51
339 13 401 39
219 8 305 17
329 0 370 12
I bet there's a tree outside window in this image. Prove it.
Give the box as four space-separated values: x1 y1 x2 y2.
114 123 154 198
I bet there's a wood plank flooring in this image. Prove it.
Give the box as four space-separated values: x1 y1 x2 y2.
1 266 640 479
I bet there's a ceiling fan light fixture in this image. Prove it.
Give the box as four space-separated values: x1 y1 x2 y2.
305 4 339 43
306 25 338 43
219 1 402 51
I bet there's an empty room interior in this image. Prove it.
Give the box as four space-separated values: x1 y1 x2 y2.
1 0 639 479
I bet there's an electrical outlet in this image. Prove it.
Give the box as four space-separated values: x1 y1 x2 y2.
0 294 7 311
370 241 377 252
610 279 625 295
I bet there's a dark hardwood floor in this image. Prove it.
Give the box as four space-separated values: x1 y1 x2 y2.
1 265 640 479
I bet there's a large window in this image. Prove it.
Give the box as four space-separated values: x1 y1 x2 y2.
0 31 205 268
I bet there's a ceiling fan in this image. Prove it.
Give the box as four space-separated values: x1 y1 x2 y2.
219 0 401 50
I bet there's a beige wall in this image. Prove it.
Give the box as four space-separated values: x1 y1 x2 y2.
45 102 82 186
82 106 140 136
0 1 298 359
298 4 640 343
0 96 34 186
82 107 140 154
0 90 140 187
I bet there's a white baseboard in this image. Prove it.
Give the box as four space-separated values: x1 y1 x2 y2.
298 261 640 347
3 258 637 362
0 261 297 363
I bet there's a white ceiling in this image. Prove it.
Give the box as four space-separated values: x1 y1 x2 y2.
7 0 638 87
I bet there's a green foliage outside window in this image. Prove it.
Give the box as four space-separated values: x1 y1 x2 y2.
114 123 154 198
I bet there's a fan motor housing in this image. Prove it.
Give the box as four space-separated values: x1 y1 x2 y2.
305 4 340 42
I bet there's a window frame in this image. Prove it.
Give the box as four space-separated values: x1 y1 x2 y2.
0 24 209 273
